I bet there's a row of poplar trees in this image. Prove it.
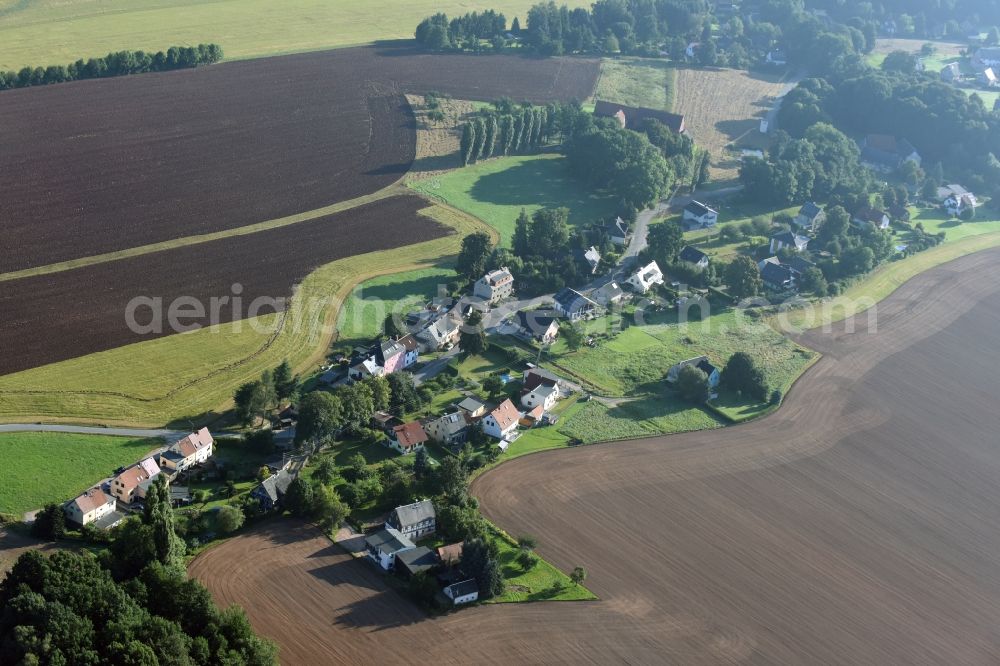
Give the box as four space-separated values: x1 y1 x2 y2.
460 105 551 165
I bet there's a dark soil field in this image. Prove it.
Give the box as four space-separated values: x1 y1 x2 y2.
0 195 446 376
192 248 1000 664
0 46 597 273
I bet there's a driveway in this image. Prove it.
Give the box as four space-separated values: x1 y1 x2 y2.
0 423 186 439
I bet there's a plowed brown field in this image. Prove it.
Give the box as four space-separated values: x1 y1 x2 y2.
0 196 446 376
192 247 1000 664
0 45 598 273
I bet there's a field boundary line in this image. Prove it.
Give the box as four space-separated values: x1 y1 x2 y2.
0 185 407 283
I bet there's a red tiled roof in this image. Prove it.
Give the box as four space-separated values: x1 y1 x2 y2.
393 421 428 448
72 488 113 513
490 399 520 431
172 427 213 458
437 542 463 565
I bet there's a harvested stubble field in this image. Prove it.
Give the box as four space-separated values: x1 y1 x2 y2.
193 247 1000 663
0 195 447 377
0 45 598 273
672 66 791 180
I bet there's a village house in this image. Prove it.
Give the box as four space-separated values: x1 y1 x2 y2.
523 367 562 393
473 267 514 304
395 547 439 579
251 469 294 512
595 217 631 246
348 355 383 382
396 334 420 368
515 310 560 343
941 61 962 83
591 281 625 308
553 288 599 320
374 339 406 374
626 260 664 294
64 488 121 529
860 134 921 172
388 421 428 455
769 231 809 254
682 201 719 230
371 410 402 433
520 403 545 427
158 428 214 475
760 261 799 291
482 399 520 440
415 312 462 351
437 542 463 567
110 457 161 504
981 67 999 87
974 46 1000 68
938 184 978 216
678 245 710 269
766 49 787 66
593 99 685 133
852 207 891 230
521 382 559 412
387 499 437 541
578 246 601 274
457 396 487 419
666 356 720 389
443 579 480 605
365 526 416 571
793 202 825 231
425 412 470 447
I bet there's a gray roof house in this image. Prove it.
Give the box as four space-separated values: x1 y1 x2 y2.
553 288 599 320
678 245 710 268
395 546 439 578
365 527 416 571
769 231 809 254
387 499 436 540
794 202 825 231
251 469 295 511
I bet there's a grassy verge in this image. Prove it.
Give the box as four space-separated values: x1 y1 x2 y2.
488 524 595 602
409 153 619 245
336 265 455 344
0 203 495 427
0 0 590 71
595 56 675 110
0 433 162 515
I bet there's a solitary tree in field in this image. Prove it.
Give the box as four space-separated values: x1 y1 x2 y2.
721 351 768 401
570 566 587 586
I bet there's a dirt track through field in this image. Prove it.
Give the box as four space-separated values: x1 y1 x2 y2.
191 247 1000 664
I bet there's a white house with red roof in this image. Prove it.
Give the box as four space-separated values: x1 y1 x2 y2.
482 399 520 440
110 457 162 503
158 427 214 474
64 488 119 527
389 421 428 454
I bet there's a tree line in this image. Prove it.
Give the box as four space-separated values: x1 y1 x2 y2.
415 10 510 51
458 98 686 213
0 43 224 91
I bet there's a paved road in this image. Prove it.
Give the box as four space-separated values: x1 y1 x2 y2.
0 423 186 439
764 68 807 134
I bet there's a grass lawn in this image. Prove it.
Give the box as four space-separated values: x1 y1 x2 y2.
489 528 596 602
0 202 493 427
0 0 589 70
409 154 619 246
337 266 455 344
595 57 676 110
546 311 815 398
560 395 721 443
0 433 161 515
